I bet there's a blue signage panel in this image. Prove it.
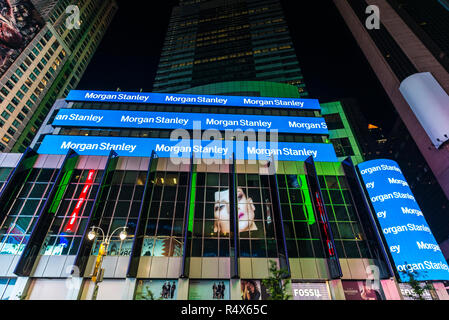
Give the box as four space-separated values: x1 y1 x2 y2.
53 109 329 134
358 159 449 281
37 135 338 162
65 90 321 110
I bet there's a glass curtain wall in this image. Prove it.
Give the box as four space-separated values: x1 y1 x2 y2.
91 170 146 256
141 171 189 257
40 169 102 256
0 169 58 255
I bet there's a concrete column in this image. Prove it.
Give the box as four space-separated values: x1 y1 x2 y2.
328 279 345 300
8 277 32 300
121 278 137 300
177 278 189 300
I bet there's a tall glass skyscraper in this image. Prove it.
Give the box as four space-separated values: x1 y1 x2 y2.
152 0 307 96
0 0 117 154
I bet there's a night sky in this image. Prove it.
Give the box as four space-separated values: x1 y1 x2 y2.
77 0 397 132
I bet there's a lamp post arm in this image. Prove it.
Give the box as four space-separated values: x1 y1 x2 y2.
91 226 105 242
106 226 127 243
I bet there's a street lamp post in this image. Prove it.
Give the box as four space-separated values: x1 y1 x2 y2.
87 225 127 300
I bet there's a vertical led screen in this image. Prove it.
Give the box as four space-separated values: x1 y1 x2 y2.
0 0 45 76
358 159 449 281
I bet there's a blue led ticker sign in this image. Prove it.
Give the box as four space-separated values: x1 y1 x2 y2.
358 159 449 281
37 135 338 162
53 109 329 134
65 90 321 110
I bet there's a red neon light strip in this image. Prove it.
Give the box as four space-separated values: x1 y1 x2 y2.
315 192 335 257
64 170 95 232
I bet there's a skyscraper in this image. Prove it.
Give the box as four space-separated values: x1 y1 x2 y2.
333 0 449 242
0 0 117 153
152 0 307 96
333 0 449 197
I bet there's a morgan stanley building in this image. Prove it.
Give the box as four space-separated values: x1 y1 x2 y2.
0 89 447 300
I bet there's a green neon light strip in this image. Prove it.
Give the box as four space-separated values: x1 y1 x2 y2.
49 169 73 214
188 168 197 233
48 156 78 214
300 175 316 225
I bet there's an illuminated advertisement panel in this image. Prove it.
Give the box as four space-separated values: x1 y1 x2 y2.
65 90 321 110
398 283 434 300
135 279 178 300
0 0 45 76
240 280 270 300
188 280 230 300
342 281 384 300
291 282 331 300
37 135 339 162
358 159 449 281
53 109 329 134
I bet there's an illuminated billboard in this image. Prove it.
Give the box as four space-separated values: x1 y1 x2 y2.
37 135 339 162
65 90 321 110
0 0 45 77
358 159 449 281
53 109 329 134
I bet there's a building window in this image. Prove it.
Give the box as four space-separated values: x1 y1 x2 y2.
6 104 15 113
277 174 324 258
7 128 16 136
0 169 58 255
1 111 10 120
90 171 147 257
0 87 9 97
41 170 102 256
331 138 355 157
323 113 344 130
142 171 187 257
318 175 371 259
2 135 10 143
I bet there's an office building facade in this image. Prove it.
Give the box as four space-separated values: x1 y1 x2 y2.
152 0 307 96
0 0 117 154
0 84 447 300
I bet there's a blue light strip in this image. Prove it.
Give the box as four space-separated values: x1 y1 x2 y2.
66 90 321 110
53 108 329 134
37 135 339 162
